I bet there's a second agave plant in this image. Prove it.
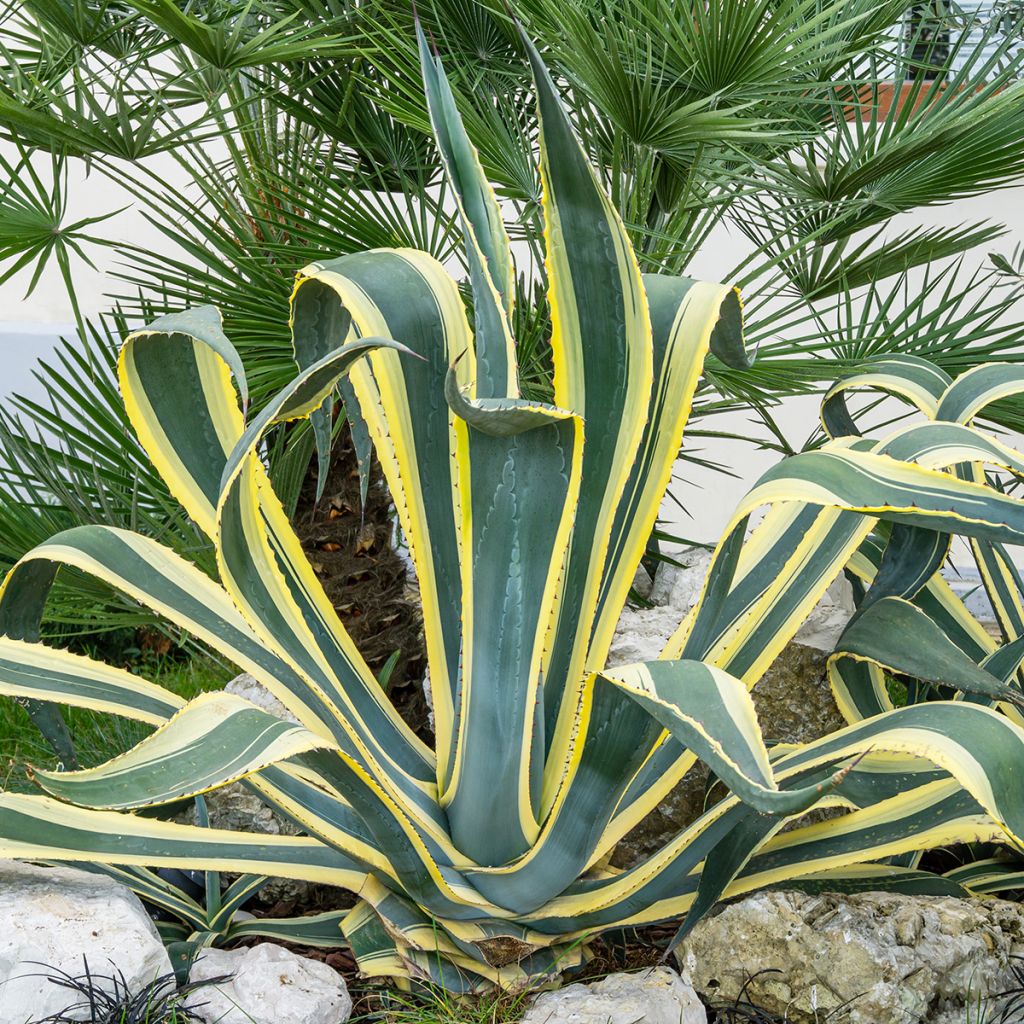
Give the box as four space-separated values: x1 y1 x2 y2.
3 26 1024 992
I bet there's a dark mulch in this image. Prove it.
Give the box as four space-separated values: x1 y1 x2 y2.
293 428 431 741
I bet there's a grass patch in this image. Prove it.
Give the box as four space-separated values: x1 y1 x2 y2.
356 987 533 1024
1 654 232 791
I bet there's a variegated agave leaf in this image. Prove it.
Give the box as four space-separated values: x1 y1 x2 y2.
3 29 1024 991
753 353 1024 911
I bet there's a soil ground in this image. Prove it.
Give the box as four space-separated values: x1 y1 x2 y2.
293 429 432 742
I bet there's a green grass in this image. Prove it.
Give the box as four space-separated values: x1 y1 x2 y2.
1 654 233 791
355 987 533 1024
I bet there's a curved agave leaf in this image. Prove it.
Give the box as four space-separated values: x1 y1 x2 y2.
820 353 951 438
763 865 969 898
292 249 473 786
118 306 247 540
0 636 184 725
0 527 330 730
603 660 853 815
736 445 1024 546
944 857 1024 895
0 792 369 888
29 692 335 810
833 597 1022 708
936 363 1024 424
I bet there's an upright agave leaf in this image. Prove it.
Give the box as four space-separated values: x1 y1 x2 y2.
3 30 1024 992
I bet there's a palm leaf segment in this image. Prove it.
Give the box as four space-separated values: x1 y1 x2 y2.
4 29 1024 992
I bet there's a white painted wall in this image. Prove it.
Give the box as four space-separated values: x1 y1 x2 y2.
0 148 196 404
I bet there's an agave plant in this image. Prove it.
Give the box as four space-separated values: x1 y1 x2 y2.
5 30 1024 992
638 351 1024 923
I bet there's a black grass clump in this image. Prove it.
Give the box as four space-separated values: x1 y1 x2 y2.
706 970 789 1024
24 959 230 1024
705 969 862 1024
983 956 1024 1024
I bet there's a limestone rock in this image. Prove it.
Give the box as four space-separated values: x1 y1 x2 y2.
422 667 434 732
521 967 705 1024
606 551 713 668
677 889 1024 1024
631 563 654 601
793 574 856 652
0 860 172 1024
750 639 846 747
225 673 298 723
195 783 302 839
188 943 352 1024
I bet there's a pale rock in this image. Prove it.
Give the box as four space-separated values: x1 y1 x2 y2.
793 573 856 652
521 967 705 1024
422 666 434 732
606 551 713 668
648 550 712 608
188 782 301 840
188 943 352 1024
225 673 298 723
631 563 654 601
0 860 172 1024
677 889 1024 1024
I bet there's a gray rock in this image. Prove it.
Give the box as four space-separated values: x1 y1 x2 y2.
224 673 298 723
608 555 854 668
606 552 714 669
521 967 705 1024
188 943 352 1024
749 639 847 747
610 557 850 865
677 889 1024 1024
0 860 172 1023
192 781 301 839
